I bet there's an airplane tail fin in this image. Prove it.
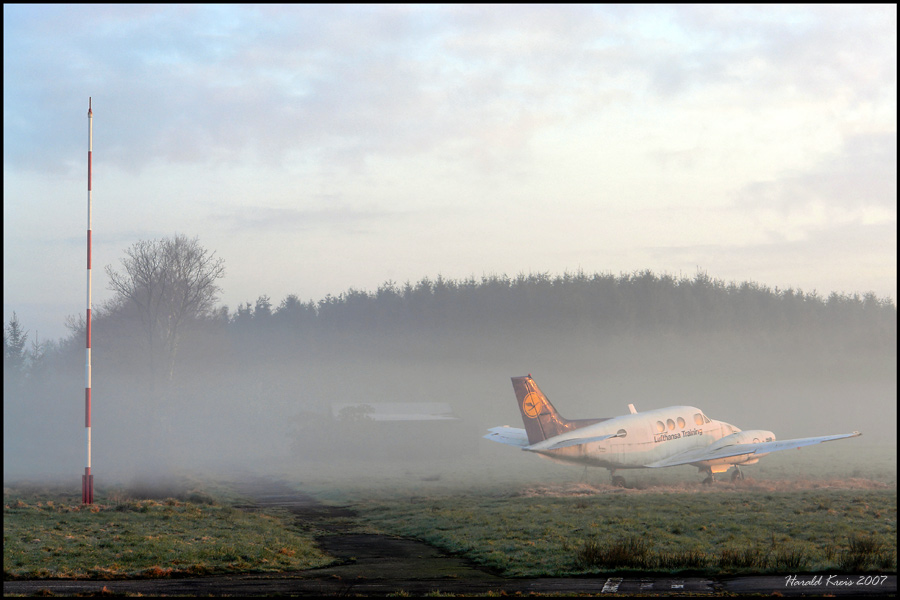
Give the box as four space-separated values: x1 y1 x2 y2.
512 375 601 445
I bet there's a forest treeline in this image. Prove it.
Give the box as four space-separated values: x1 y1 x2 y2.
5 269 897 379
226 270 896 349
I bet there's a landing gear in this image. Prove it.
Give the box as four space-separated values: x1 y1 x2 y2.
701 468 715 485
730 466 744 482
609 471 626 487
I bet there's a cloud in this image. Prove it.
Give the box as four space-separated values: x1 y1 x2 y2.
217 203 401 235
5 4 895 184
739 132 897 220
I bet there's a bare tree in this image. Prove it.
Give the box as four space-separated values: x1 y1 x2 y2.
106 234 225 383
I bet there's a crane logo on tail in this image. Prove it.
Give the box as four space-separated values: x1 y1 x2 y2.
522 392 544 418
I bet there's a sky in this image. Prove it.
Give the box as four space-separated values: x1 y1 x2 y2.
4 4 897 344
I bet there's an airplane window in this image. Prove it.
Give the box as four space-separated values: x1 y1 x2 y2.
677 417 685 428
656 421 665 433
704 415 711 424
694 413 703 426
617 428 627 438
667 419 675 431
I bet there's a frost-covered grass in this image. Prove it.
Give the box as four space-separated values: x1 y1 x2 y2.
5 444 894 580
3 484 331 579
302 444 896 578
351 482 896 577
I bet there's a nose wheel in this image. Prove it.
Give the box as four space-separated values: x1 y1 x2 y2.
609 471 627 487
730 466 744 482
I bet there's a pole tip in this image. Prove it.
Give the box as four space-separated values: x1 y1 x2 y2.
88 97 92 115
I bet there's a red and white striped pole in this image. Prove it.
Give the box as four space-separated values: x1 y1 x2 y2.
83 98 94 504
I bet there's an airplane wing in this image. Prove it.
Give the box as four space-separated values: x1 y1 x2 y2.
644 432 862 468
484 426 529 447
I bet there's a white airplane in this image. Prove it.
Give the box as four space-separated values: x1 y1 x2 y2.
485 375 861 485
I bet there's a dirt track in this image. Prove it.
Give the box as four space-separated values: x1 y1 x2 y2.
3 478 896 597
232 477 510 589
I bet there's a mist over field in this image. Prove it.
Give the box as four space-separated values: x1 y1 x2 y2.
3 271 896 487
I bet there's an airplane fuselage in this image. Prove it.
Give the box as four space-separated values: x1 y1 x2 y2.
529 405 773 473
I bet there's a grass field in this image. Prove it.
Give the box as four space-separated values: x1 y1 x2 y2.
294 442 897 577
3 483 331 579
4 444 896 580
349 482 896 577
